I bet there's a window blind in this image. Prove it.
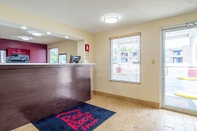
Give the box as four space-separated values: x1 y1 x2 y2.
110 33 141 84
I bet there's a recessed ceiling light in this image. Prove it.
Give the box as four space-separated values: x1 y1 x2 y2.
104 15 118 23
21 26 27 29
30 31 43 36
65 36 69 39
46 32 51 34
18 36 33 41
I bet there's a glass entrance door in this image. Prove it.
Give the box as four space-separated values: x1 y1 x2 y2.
162 23 197 115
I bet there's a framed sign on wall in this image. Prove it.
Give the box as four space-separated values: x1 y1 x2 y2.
7 48 30 63
85 44 89 59
7 48 30 56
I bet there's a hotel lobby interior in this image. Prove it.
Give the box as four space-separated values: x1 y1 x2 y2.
0 1 197 131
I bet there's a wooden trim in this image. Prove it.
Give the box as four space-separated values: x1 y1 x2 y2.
59 53 67 55
109 32 141 40
109 80 141 85
91 91 94 98
48 47 58 49
93 91 159 109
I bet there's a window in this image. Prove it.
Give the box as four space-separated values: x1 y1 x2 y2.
49 48 58 63
133 52 137 56
110 32 141 83
0 50 6 63
59 53 67 63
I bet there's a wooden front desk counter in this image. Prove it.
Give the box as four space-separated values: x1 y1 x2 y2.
0 63 95 131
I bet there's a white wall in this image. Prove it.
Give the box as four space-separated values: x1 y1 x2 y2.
48 40 77 63
94 11 197 103
77 40 85 63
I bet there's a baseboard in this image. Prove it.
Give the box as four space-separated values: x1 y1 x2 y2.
91 90 94 98
93 90 159 109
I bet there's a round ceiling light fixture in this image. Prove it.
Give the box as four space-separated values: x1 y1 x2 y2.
104 15 118 23
18 36 33 41
65 36 69 39
21 26 27 29
30 31 44 36
46 32 51 35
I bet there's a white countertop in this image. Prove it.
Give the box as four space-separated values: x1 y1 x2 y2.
0 63 96 66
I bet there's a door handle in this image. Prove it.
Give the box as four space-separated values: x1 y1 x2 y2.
165 67 168 76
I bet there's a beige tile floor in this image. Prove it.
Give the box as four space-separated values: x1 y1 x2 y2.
12 95 197 131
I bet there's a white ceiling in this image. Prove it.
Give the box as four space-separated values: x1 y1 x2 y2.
0 20 81 44
0 24 67 44
0 0 197 33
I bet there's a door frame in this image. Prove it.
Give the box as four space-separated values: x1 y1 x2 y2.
160 22 197 116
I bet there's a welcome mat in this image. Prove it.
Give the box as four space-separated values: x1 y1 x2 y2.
33 103 116 131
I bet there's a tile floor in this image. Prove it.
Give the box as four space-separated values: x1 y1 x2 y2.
12 95 197 131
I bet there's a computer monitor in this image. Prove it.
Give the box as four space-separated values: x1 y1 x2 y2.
69 55 81 63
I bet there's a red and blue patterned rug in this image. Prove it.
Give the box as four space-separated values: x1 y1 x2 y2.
33 103 116 131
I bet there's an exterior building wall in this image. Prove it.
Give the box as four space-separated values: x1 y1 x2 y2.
196 44 197 63
182 45 190 63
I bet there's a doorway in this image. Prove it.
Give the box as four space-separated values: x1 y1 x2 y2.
162 22 197 115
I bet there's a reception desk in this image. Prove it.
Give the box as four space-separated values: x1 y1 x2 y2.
0 63 95 131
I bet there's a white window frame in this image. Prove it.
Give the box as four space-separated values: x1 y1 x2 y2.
109 32 141 84
59 53 67 63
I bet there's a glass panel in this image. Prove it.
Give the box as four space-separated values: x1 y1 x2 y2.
165 31 190 66
164 27 197 112
49 48 58 63
195 40 197 65
165 67 197 111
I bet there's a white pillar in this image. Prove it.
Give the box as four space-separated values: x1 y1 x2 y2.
77 40 85 63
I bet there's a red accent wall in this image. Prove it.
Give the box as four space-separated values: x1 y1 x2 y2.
0 38 47 63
